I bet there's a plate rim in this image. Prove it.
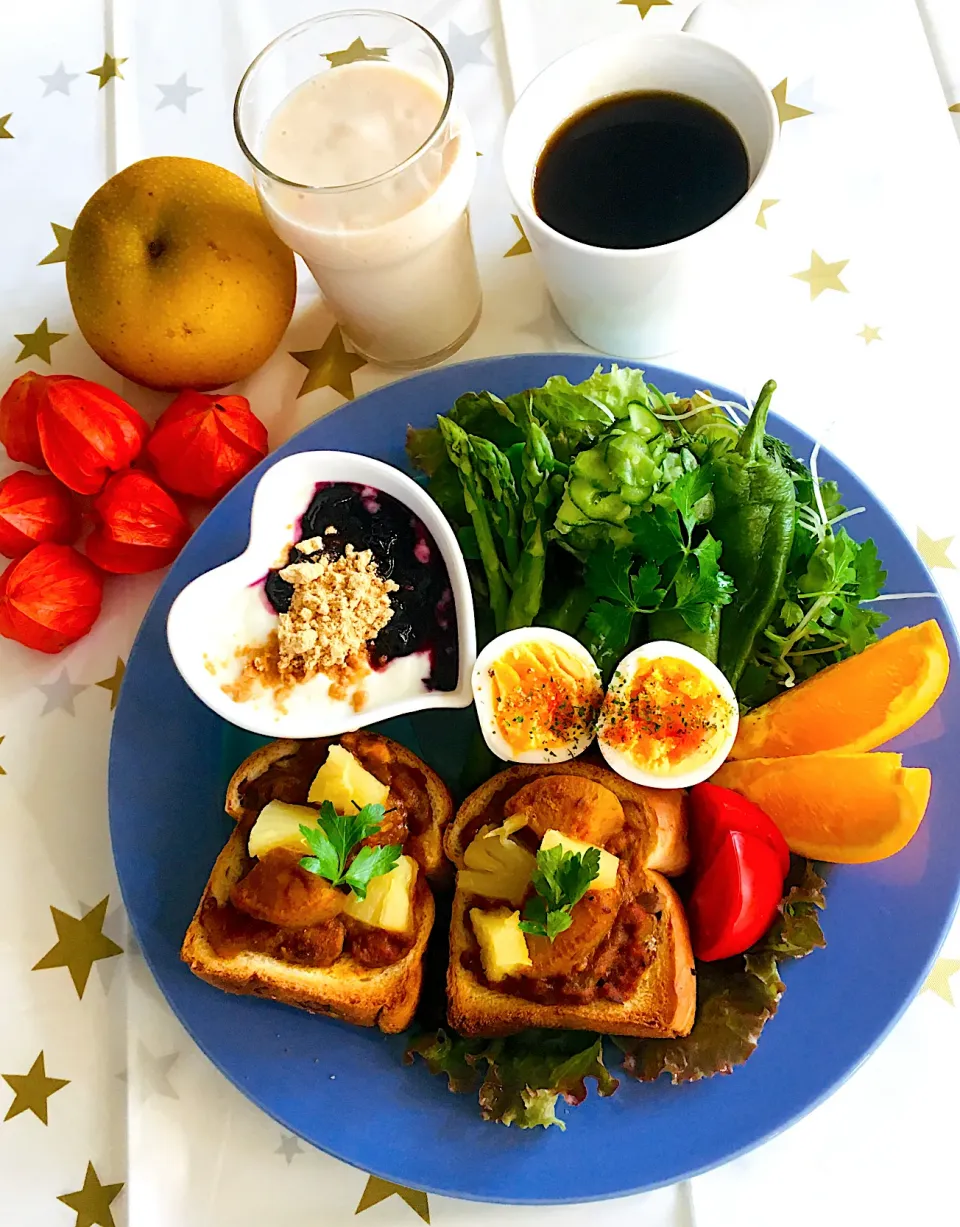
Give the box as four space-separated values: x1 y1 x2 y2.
108 352 960 1204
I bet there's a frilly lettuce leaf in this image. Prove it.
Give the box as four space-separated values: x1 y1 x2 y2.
618 860 826 1084
564 364 656 418
405 428 468 527
405 1029 619 1130
406 423 448 477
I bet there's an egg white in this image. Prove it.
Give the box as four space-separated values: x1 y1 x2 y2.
472 627 603 764
598 640 739 789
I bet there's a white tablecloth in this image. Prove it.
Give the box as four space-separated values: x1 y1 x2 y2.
2 1 959 1224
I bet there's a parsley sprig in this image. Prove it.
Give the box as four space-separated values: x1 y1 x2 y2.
519 845 601 942
583 467 735 675
299 801 402 900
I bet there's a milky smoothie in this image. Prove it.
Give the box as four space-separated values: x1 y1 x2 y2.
257 60 482 367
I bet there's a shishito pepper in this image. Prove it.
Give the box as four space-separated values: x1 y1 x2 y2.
647 605 721 665
712 381 796 691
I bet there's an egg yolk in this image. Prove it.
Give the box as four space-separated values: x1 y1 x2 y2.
489 643 602 755
600 656 732 772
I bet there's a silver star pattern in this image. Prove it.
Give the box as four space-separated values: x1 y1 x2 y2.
155 73 203 113
40 63 80 97
117 1042 180 1100
445 22 493 69
36 670 86 716
275 1134 304 1164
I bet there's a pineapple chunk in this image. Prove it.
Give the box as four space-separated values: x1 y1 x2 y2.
248 800 320 859
540 829 619 890
469 907 531 981
342 855 417 934
307 744 390 813
459 823 536 907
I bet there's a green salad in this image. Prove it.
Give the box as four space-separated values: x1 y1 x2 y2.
408 364 886 706
405 364 885 1128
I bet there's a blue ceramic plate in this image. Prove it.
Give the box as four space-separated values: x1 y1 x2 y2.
109 355 960 1204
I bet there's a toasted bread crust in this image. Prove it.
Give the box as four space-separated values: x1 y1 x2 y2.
186 732 450 1033
446 871 695 1037
445 761 695 1038
446 759 689 874
225 732 454 880
181 825 434 1033
225 740 301 820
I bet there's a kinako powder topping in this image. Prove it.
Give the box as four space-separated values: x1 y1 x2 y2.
276 539 398 679
223 533 398 708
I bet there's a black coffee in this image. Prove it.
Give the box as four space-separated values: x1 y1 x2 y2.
533 91 750 250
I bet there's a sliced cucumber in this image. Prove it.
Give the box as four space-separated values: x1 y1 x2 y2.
568 477 630 525
571 445 616 489
627 403 663 441
605 433 660 491
554 488 593 532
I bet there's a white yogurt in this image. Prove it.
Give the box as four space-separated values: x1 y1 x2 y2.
205 580 437 728
258 61 482 366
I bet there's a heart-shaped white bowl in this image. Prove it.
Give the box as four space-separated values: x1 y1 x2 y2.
166 450 477 738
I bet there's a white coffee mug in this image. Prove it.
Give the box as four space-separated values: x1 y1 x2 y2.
502 32 779 359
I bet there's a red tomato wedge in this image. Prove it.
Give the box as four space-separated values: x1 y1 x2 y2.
686 830 786 962
689 781 791 877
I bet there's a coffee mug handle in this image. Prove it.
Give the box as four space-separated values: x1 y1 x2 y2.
682 0 766 72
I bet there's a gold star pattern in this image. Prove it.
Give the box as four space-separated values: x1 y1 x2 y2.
290 325 366 401
0 734 5 776
95 658 126 710
14 317 68 364
3 1052 69 1124
323 38 388 68
755 198 779 229
356 1176 430 1223
33 897 123 998
39 223 73 266
857 324 881 344
950 103 960 114
87 54 127 89
916 529 956 571
618 0 672 15
0 113 12 139
58 1162 124 1227
923 957 960 1005
772 78 812 126
504 214 532 258
790 251 849 301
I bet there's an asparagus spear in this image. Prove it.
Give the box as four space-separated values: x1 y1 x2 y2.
438 417 512 632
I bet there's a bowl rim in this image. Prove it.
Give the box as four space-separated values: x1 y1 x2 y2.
165 448 477 738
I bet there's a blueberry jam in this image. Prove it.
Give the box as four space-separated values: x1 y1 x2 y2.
264 482 458 691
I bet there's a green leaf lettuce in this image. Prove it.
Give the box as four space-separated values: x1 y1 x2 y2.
617 860 826 1083
405 1029 619 1129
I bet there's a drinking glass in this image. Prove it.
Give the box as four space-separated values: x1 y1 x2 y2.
235 10 483 370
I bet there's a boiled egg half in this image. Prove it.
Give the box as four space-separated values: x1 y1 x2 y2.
473 627 603 763
598 641 738 788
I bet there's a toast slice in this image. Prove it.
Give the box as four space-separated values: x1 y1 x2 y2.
224 731 452 880
181 732 452 1033
444 760 696 1039
181 824 435 1031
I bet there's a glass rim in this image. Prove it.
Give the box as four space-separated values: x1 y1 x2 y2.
233 8 455 195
